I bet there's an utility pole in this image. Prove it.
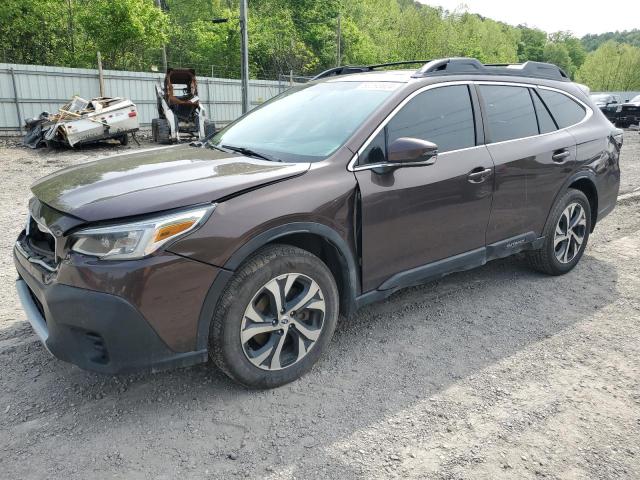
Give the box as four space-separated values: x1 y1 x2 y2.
336 14 341 67
155 0 168 72
239 0 250 114
66 0 75 61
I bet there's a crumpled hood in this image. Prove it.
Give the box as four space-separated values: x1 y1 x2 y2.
31 144 310 222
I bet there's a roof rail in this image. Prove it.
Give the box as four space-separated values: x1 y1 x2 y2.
312 60 429 80
412 57 570 81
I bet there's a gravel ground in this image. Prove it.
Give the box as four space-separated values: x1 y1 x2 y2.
0 132 639 479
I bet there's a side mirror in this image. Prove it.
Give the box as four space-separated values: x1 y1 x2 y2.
387 137 438 165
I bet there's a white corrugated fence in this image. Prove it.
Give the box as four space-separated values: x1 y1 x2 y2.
0 63 290 135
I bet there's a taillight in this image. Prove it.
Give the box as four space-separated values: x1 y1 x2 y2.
128 111 137 117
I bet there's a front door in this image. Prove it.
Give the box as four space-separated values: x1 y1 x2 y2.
354 84 494 292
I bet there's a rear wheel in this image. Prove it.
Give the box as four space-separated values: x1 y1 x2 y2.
527 188 591 275
118 133 129 146
209 245 339 388
204 119 216 138
151 118 159 142
154 118 171 144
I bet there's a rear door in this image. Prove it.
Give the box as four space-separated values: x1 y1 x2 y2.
354 83 495 292
478 83 577 243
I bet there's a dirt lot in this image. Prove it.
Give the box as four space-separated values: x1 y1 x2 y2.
0 133 639 479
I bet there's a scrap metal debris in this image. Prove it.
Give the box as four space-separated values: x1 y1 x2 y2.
23 96 139 149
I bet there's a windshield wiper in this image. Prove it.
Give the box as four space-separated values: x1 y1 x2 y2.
221 144 282 162
205 142 232 153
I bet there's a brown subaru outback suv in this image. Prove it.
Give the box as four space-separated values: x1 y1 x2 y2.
15 58 622 387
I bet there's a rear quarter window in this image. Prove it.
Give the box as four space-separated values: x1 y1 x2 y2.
537 89 587 129
531 90 558 134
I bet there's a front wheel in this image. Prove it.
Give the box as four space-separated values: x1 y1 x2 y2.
527 188 591 275
209 244 339 388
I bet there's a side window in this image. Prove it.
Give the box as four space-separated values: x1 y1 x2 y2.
531 89 558 134
537 89 586 128
479 85 538 142
360 129 386 165
386 85 476 153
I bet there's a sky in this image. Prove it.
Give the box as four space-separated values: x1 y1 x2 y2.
418 0 640 37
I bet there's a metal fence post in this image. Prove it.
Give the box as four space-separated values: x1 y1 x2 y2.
97 51 105 97
206 78 213 121
9 68 23 134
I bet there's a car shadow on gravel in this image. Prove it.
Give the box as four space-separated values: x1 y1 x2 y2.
0 252 620 478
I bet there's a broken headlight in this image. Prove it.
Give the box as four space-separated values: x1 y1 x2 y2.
70 205 214 260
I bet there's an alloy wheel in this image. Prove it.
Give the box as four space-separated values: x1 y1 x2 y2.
554 202 587 264
240 273 326 371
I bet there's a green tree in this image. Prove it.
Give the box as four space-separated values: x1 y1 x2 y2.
543 42 573 77
549 31 586 71
79 0 168 70
0 0 70 65
582 29 640 51
1 0 637 86
576 41 640 91
516 25 547 62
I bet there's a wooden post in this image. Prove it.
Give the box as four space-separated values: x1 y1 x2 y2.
97 51 105 97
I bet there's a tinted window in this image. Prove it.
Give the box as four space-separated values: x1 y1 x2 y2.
537 89 586 128
360 130 386 165
532 90 558 134
480 85 539 142
386 85 476 153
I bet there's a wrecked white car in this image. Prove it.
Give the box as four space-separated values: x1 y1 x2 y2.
23 96 139 149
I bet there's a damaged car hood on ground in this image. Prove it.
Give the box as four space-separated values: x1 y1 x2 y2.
30 144 310 222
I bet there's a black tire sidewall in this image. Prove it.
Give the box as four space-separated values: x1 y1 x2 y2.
544 189 592 274
204 120 216 137
151 119 158 142
156 118 171 144
211 247 339 388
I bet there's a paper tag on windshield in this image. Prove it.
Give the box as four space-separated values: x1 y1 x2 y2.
356 82 399 91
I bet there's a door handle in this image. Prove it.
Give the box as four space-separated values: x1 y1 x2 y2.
552 149 571 163
467 167 493 183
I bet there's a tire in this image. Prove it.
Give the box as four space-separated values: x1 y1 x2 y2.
527 188 591 275
151 118 159 143
118 133 129 146
155 118 172 144
204 119 216 138
209 244 339 388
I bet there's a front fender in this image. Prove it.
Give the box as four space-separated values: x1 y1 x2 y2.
191 221 360 351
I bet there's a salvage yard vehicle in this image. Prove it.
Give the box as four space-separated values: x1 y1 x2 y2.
589 93 621 123
23 96 139 149
152 68 215 144
14 58 622 388
616 94 640 128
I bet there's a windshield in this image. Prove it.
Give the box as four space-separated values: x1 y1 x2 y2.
208 81 401 162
